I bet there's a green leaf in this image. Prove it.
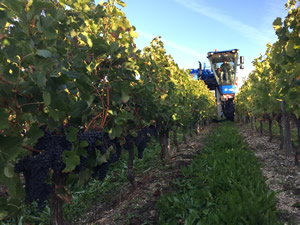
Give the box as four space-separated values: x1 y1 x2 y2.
70 100 88 118
5 45 18 61
32 72 47 87
0 210 8 220
286 40 296 57
0 136 23 161
80 140 89 148
51 93 69 111
3 176 22 198
66 126 78 143
62 151 80 173
7 196 23 213
78 33 87 42
37 16 57 40
25 124 44 145
108 126 122 139
77 169 90 186
49 108 60 122
272 17 282 31
77 145 88 158
0 108 9 130
96 152 108 165
36 49 52 58
0 9 7 28
4 164 14 178
43 91 51 106
121 86 130 104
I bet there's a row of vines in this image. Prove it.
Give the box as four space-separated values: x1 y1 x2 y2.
0 0 216 224
235 0 300 163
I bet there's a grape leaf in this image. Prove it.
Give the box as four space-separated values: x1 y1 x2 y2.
62 151 80 173
24 124 44 146
0 136 22 161
285 40 296 57
36 49 52 58
66 126 78 143
70 100 88 118
43 91 51 106
4 164 14 178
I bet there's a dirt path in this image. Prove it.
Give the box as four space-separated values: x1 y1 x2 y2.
239 124 300 225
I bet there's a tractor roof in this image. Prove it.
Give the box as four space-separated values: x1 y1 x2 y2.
207 49 239 58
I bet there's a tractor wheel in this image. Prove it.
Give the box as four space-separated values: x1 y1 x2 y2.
223 101 235 121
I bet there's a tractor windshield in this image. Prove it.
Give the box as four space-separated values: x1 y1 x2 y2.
213 60 234 84
207 51 238 85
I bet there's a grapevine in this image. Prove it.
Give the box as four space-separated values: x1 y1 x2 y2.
0 0 216 223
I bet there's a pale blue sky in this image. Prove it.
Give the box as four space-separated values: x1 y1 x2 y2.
95 0 288 84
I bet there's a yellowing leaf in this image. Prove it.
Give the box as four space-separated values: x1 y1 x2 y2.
161 94 167 100
87 37 93 48
172 113 177 120
129 29 138 38
117 0 126 7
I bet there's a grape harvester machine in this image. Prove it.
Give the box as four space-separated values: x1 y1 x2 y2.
190 49 244 121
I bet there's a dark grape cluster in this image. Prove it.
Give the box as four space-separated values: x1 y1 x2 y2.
123 135 134 150
75 130 105 173
122 125 158 159
108 138 122 164
134 125 157 159
14 154 52 211
34 129 71 174
15 128 71 211
93 162 110 181
78 130 123 180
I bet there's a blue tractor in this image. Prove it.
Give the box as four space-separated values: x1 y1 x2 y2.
191 49 244 121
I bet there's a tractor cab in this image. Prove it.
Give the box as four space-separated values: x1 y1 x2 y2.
207 49 243 91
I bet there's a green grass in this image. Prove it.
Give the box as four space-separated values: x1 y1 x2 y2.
157 121 281 225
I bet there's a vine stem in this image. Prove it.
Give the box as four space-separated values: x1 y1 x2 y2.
134 107 143 126
100 83 110 129
20 102 44 107
22 145 42 153
0 75 28 97
85 113 104 131
85 84 107 131
8 105 16 114
92 84 105 110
